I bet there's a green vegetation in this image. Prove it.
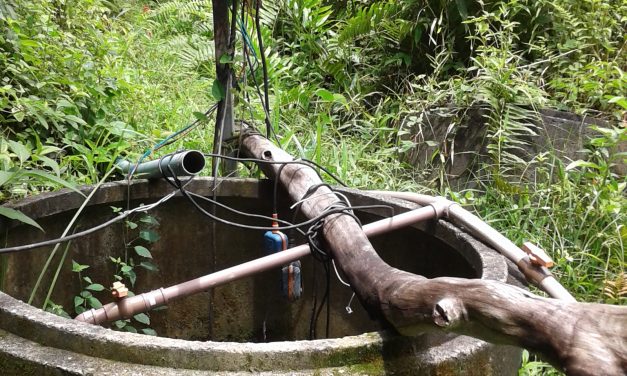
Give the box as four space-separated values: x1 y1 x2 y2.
1 0 624 373
68 210 160 335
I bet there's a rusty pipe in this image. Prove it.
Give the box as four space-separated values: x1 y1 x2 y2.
75 204 443 325
368 190 576 302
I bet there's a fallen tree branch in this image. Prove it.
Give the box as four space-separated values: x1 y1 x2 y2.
241 133 627 375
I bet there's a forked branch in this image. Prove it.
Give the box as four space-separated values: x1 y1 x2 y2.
241 133 627 376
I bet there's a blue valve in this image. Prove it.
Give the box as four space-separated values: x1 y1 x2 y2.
264 214 302 300
264 229 288 254
264 213 288 254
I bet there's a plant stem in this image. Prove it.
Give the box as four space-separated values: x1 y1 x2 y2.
29 167 116 307
42 240 72 310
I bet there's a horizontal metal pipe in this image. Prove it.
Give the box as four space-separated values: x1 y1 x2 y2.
116 150 206 180
75 205 439 325
368 190 576 302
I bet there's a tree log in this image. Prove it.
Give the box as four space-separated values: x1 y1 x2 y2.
240 133 627 375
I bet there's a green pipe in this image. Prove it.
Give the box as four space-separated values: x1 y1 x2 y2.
116 150 206 180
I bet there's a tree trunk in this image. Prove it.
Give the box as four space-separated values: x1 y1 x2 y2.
240 133 627 376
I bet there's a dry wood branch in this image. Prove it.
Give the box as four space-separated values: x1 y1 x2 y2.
241 133 627 375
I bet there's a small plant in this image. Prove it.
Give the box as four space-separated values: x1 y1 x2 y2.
68 210 161 335
71 260 105 315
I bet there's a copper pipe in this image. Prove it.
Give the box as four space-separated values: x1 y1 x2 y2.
75 204 441 324
368 190 576 302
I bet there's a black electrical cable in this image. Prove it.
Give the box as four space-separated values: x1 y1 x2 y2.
325 262 331 338
254 0 272 139
3 149 381 256
211 0 239 181
272 162 288 214
297 185 359 339
185 192 309 238
178 181 390 232
203 153 348 188
158 104 219 150
308 260 319 339
243 42 275 141
0 194 177 254
166 156 361 341
288 183 331 246
312 260 330 338
0 157 385 254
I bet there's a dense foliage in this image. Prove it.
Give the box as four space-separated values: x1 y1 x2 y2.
1 0 625 373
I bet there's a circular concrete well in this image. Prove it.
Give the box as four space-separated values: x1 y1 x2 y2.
0 178 521 375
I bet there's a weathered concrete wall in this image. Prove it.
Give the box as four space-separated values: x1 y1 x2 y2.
0 178 522 374
402 107 623 189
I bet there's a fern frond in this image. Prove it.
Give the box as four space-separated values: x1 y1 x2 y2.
338 1 400 44
151 0 212 23
174 34 215 74
0 0 17 20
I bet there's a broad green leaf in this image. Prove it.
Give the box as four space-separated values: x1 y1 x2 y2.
126 220 138 229
86 283 105 292
134 245 152 258
39 145 62 155
140 261 159 272
8 140 31 163
134 313 150 325
121 265 133 273
219 54 233 64
73 296 84 307
87 297 102 309
455 0 469 19
565 160 601 171
23 169 85 197
12 109 24 122
35 155 60 175
192 112 209 122
314 88 334 101
19 39 39 48
140 215 159 226
56 99 75 109
211 79 225 101
0 171 16 187
139 229 160 243
64 114 87 126
126 269 137 286
72 260 89 273
332 93 347 105
124 325 138 333
0 207 43 231
141 328 157 336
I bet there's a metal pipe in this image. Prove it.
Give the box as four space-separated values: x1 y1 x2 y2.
368 190 576 302
75 205 440 325
116 150 206 180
